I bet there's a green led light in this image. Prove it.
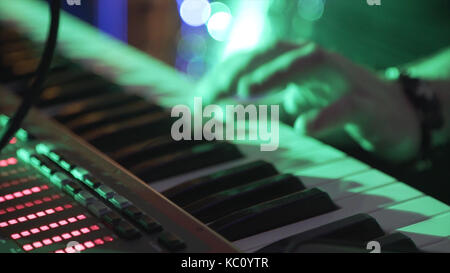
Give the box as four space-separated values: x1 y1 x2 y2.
40 165 52 176
71 167 89 181
36 143 51 155
0 115 9 127
48 151 61 162
16 129 28 141
16 148 32 162
59 160 72 171
29 156 42 168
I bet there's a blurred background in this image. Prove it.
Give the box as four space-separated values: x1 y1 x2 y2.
48 0 450 79
50 0 254 79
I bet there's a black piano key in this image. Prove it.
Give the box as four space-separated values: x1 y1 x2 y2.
258 214 385 253
67 100 162 134
131 143 243 183
82 112 172 152
163 160 278 207
110 135 201 168
52 92 142 122
43 66 94 88
184 174 305 223
37 76 117 107
372 233 420 253
208 188 338 241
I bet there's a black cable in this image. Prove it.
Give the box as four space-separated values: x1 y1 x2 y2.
0 0 60 153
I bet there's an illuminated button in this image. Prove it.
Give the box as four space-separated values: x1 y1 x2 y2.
82 174 101 189
75 191 97 206
71 167 89 181
114 221 141 240
58 156 73 171
95 185 115 199
87 201 111 217
109 194 131 209
102 211 123 227
51 172 72 189
123 206 144 218
137 214 162 234
158 232 186 252
29 156 42 167
63 181 83 196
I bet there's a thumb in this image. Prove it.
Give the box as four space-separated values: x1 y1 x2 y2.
294 95 357 138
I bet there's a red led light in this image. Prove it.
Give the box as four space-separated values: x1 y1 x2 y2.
42 239 52 246
65 247 76 253
0 161 7 167
40 225 50 231
76 214 87 220
34 200 43 205
52 236 62 243
55 250 64 253
84 241 95 248
49 223 59 229
0 185 50 203
36 211 45 217
90 225 100 231
7 158 17 165
22 244 33 252
71 230 81 237
15 204 24 210
61 233 72 240
13 192 23 198
20 231 31 237
64 204 73 209
94 238 104 245
55 206 64 212
6 207 15 212
1 204 72 230
68 217 77 223
80 228 90 234
5 194 14 200
9 137 17 144
0 209 5 215
30 228 40 234
74 244 85 252
45 208 55 215
103 236 114 242
11 233 21 240
32 242 43 248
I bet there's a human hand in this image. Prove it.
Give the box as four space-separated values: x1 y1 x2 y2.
196 41 422 163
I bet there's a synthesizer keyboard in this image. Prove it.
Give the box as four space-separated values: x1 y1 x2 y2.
0 0 449 253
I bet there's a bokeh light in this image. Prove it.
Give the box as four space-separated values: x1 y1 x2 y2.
297 0 325 21
179 0 211 27
207 11 232 41
177 33 207 60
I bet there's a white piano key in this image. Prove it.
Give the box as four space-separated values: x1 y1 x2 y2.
298 157 371 188
318 169 397 200
369 196 450 232
395 212 450 247
421 237 450 253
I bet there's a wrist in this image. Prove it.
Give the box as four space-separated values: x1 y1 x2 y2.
429 80 450 147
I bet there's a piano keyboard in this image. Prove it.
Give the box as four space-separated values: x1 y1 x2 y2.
0 0 448 253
